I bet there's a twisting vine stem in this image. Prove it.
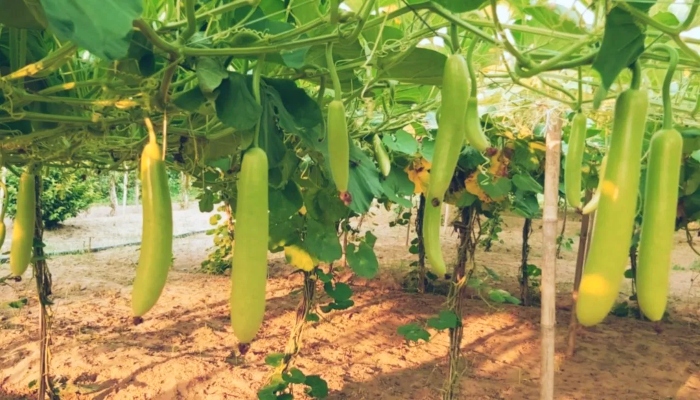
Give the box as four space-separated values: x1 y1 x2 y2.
32 169 55 399
443 206 479 400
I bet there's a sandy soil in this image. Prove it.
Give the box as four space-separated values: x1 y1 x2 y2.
1 203 700 399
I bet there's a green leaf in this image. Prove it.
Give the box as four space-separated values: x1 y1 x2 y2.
505 295 521 305
216 73 262 131
306 312 320 322
383 130 418 155
420 137 436 163
304 375 329 398
269 214 303 251
592 4 653 96
484 266 501 281
512 174 543 194
258 382 286 400
427 310 460 330
326 282 353 302
653 11 680 27
381 167 414 208
290 0 320 24
379 47 447 86
305 218 343 263
347 144 385 214
316 270 333 283
264 78 323 130
39 0 142 60
7 298 28 309
458 146 488 171
407 0 487 13
488 289 507 303
198 190 215 213
172 86 208 113
691 149 700 163
196 57 228 93
512 192 541 219
365 231 377 248
513 141 540 171
479 175 512 200
526 264 541 277
455 192 477 207
283 368 307 384
264 353 286 367
269 179 303 224
397 323 430 342
345 242 379 279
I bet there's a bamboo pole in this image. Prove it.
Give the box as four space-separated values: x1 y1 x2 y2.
541 109 562 400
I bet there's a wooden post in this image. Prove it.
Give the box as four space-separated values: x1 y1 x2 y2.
109 172 118 216
122 170 128 211
566 191 592 357
541 109 562 400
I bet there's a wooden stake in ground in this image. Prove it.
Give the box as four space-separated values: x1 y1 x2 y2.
541 109 562 400
109 172 118 216
122 170 129 211
566 191 592 357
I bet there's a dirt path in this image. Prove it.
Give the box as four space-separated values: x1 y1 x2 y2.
1 204 700 399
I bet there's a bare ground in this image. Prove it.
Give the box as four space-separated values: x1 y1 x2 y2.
1 203 700 399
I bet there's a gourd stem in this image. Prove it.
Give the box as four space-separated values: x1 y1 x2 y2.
450 24 460 54
326 43 342 101
467 38 479 97
577 66 583 112
630 62 642 90
253 55 265 148
649 44 679 130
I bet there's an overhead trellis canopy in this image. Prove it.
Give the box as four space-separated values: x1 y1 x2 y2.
1 0 699 177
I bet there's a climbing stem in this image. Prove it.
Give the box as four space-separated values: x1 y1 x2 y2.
467 38 479 97
253 55 265 148
326 43 342 101
630 62 642 90
649 44 679 130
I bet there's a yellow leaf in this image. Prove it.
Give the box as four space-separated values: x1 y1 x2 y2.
529 141 547 152
518 126 534 138
284 245 317 272
299 205 307 216
405 157 431 194
465 172 491 203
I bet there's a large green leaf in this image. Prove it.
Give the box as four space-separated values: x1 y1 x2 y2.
346 241 379 279
269 180 304 224
39 0 142 60
347 144 385 213
290 0 321 25
215 72 262 131
406 0 487 13
512 173 544 194
196 57 228 93
305 218 343 263
379 47 447 86
592 3 654 96
381 167 414 208
264 78 323 129
383 130 419 155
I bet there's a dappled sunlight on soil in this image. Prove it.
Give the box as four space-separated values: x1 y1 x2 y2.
1 205 700 399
